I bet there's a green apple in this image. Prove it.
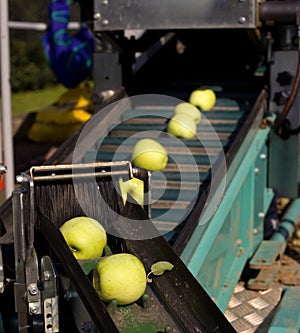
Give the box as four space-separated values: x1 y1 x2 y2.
174 102 202 124
60 216 107 260
167 114 196 139
119 177 144 206
93 253 147 305
132 138 168 171
189 88 216 111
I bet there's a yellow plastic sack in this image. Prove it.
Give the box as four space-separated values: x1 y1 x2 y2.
28 85 93 144
28 122 82 144
35 105 92 125
57 85 93 109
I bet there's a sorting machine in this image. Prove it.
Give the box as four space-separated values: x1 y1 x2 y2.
1 0 300 332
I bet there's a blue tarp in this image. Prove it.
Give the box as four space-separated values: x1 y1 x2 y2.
43 0 94 88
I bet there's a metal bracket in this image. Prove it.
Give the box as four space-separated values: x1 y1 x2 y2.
247 263 280 290
41 256 59 333
248 240 285 290
25 247 42 315
12 185 42 320
25 174 41 315
249 240 284 270
247 243 300 290
12 189 30 332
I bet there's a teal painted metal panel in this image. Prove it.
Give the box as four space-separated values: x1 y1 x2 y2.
269 130 299 198
180 119 274 312
252 143 270 251
195 171 254 310
268 287 300 333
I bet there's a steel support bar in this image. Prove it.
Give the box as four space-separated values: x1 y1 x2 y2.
8 21 80 31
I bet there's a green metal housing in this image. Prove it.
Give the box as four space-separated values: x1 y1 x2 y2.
180 113 275 311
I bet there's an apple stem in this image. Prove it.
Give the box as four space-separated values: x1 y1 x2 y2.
146 271 153 283
104 245 113 256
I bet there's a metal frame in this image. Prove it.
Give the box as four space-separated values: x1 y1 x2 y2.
11 161 150 332
180 109 275 311
93 0 258 31
269 50 300 198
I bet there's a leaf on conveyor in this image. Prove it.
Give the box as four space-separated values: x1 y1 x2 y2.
147 261 174 282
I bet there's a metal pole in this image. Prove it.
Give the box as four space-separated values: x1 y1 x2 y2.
8 21 80 31
1 0 15 198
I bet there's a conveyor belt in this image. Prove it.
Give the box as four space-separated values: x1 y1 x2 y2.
9 162 237 333
81 92 257 243
0 84 269 332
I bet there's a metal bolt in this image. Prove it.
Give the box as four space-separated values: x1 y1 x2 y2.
258 212 265 218
102 0 108 5
0 165 7 174
254 167 260 174
94 12 101 20
16 174 24 183
28 284 38 295
46 302 52 308
81 321 92 332
102 19 109 26
239 16 247 24
30 305 38 314
43 271 50 281
253 228 259 235
236 239 243 246
64 290 77 302
260 153 267 160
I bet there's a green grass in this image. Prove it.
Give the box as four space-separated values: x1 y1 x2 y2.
8 85 68 115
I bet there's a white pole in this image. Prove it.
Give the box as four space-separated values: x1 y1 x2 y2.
8 21 80 31
1 0 15 198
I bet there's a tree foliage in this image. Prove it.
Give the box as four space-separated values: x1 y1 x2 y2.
7 0 81 92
